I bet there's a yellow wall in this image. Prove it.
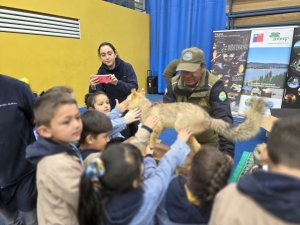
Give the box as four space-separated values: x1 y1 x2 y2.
0 0 149 106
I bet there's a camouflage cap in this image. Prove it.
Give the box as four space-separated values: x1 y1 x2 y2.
176 47 205 72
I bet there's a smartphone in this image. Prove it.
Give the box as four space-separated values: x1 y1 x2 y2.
95 75 111 84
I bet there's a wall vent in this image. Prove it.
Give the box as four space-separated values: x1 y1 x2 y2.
0 7 80 38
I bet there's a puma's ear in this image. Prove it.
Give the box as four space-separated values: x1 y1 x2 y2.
140 88 145 95
131 89 137 96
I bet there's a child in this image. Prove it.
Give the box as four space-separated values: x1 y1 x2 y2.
79 109 159 167
33 86 75 140
78 128 192 225
39 85 74 97
26 92 83 225
209 116 300 225
79 110 113 167
85 91 141 141
156 146 232 225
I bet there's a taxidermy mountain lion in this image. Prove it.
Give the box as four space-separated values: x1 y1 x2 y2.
127 89 265 152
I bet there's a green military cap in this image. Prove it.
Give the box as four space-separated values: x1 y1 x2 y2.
176 47 205 72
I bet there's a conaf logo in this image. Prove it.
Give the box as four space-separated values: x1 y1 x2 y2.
269 32 280 38
183 52 193 61
269 32 289 42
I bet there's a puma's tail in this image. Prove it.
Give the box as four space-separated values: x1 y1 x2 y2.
209 98 265 141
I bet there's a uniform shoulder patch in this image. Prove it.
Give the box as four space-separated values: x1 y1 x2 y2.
218 91 227 102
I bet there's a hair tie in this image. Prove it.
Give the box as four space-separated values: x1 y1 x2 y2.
85 158 105 180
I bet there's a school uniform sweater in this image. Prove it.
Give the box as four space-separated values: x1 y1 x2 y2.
108 106 126 140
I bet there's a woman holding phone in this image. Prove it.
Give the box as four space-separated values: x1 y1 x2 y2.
89 42 139 137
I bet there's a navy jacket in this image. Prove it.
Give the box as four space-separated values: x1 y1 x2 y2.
0 74 36 188
238 171 300 223
156 176 211 225
89 57 138 108
26 137 83 165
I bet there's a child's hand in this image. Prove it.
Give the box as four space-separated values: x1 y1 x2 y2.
116 99 129 113
124 108 141 124
177 128 192 142
143 116 159 130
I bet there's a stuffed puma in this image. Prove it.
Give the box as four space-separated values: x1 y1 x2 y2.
127 89 265 152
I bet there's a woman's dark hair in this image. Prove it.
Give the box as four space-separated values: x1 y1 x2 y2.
188 146 231 205
98 42 117 56
84 91 107 109
79 110 112 144
78 143 143 225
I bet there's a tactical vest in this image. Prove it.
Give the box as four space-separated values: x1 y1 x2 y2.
171 71 220 145
171 71 220 112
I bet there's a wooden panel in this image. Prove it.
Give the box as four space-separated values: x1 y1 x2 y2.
233 12 300 27
227 0 299 14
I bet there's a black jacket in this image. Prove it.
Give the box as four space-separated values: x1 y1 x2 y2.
0 74 36 188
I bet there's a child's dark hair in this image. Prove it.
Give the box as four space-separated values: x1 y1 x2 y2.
98 42 117 56
84 91 107 109
188 146 231 205
268 116 300 168
79 110 112 144
34 92 77 127
78 143 143 225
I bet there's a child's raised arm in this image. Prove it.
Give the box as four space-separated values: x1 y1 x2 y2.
130 128 192 224
127 115 159 150
115 99 129 113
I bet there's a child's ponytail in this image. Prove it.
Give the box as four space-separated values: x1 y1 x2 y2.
78 158 106 225
188 146 232 206
203 156 231 203
78 143 143 224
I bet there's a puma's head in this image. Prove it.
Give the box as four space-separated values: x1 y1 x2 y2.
127 89 148 109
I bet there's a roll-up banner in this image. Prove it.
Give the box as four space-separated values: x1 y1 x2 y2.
238 27 294 115
282 27 300 108
210 30 251 116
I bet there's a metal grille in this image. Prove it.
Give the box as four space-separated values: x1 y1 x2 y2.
0 7 80 38
105 0 146 12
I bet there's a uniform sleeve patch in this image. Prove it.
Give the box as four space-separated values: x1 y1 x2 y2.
218 91 227 102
